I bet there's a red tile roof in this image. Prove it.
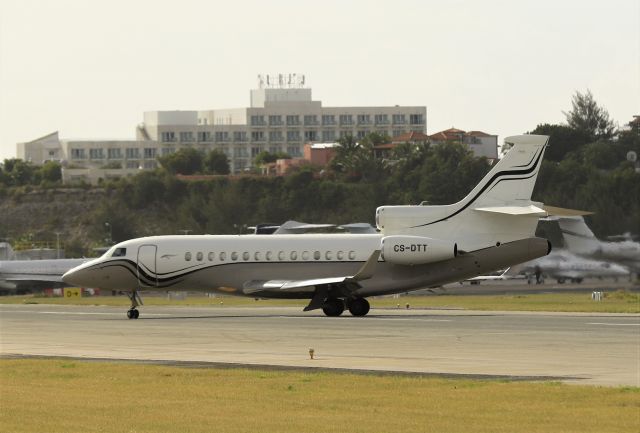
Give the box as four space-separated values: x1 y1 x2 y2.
466 130 495 137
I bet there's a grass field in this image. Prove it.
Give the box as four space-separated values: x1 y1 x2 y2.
2 290 639 313
0 359 638 433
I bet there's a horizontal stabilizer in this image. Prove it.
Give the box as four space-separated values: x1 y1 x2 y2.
474 205 547 216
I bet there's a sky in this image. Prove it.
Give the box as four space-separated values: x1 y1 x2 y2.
0 0 638 161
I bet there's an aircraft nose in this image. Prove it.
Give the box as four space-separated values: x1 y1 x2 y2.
62 266 90 287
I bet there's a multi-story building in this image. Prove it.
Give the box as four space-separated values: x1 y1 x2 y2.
428 128 498 160
17 79 427 183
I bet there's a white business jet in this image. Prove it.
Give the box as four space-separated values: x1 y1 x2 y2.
63 135 551 319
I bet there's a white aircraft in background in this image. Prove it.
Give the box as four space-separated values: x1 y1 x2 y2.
516 250 630 284
0 258 88 293
63 135 551 319
556 216 640 272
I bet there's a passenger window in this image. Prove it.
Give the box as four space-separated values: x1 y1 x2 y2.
337 251 344 260
278 251 285 261
208 252 214 261
196 252 203 261
112 247 127 257
302 251 310 260
231 252 238 261
242 251 250 261
313 251 321 260
185 252 192 261
254 251 261 261
325 251 332 260
348 251 356 260
219 252 226 261
290 251 298 260
266 251 273 261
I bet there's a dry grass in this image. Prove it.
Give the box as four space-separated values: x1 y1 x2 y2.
0 359 638 433
2 290 639 313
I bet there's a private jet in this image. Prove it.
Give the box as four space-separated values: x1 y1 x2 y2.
63 135 552 318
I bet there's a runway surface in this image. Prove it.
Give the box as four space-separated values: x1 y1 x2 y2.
1 304 638 386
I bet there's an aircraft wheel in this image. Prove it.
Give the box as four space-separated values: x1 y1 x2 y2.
348 298 370 317
322 299 344 317
127 309 139 319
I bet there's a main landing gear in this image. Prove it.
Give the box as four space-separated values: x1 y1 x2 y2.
126 290 143 319
321 298 370 317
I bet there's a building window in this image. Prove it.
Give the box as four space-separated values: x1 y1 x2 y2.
304 130 317 141
268 115 283 126
234 131 247 142
126 161 139 169
269 131 283 142
88 148 104 159
251 146 262 157
233 147 249 158
143 148 157 159
197 131 211 142
161 147 175 156
286 131 300 142
179 131 194 142
322 115 336 125
107 148 122 159
220 147 230 157
70 148 86 160
357 114 371 125
143 161 156 169
215 131 229 142
409 114 424 125
356 130 369 139
161 132 176 142
304 115 318 126
286 115 300 126
268 146 281 154
126 148 140 159
375 114 389 125
339 114 353 125
250 115 265 126
286 145 301 157
251 131 265 142
392 130 404 137
392 114 406 124
321 130 336 142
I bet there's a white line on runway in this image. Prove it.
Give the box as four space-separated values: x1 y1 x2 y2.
0 310 171 317
586 322 640 326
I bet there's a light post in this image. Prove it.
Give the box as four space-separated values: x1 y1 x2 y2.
105 222 112 245
54 231 62 259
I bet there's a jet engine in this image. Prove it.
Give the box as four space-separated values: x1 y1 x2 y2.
381 235 457 265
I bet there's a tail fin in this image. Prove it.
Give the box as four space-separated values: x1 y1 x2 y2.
557 216 601 254
376 135 549 250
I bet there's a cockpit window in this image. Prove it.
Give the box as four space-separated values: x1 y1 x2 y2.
112 248 127 257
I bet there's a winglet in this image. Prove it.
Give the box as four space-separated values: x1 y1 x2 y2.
352 250 380 281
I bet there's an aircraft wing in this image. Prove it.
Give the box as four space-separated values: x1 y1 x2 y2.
3 273 66 283
242 250 381 310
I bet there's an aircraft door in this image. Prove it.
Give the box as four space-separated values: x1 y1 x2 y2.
137 245 158 288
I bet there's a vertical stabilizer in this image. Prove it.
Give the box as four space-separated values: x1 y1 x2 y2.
557 216 601 255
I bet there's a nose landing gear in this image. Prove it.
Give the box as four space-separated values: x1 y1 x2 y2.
126 290 143 319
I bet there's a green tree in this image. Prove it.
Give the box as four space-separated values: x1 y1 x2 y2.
204 150 230 174
39 161 62 184
529 124 590 162
157 148 204 175
563 90 616 141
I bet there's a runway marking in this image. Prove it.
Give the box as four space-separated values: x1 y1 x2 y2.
586 322 640 326
0 310 171 317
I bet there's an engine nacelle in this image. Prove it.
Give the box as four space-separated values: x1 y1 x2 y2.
381 235 457 265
